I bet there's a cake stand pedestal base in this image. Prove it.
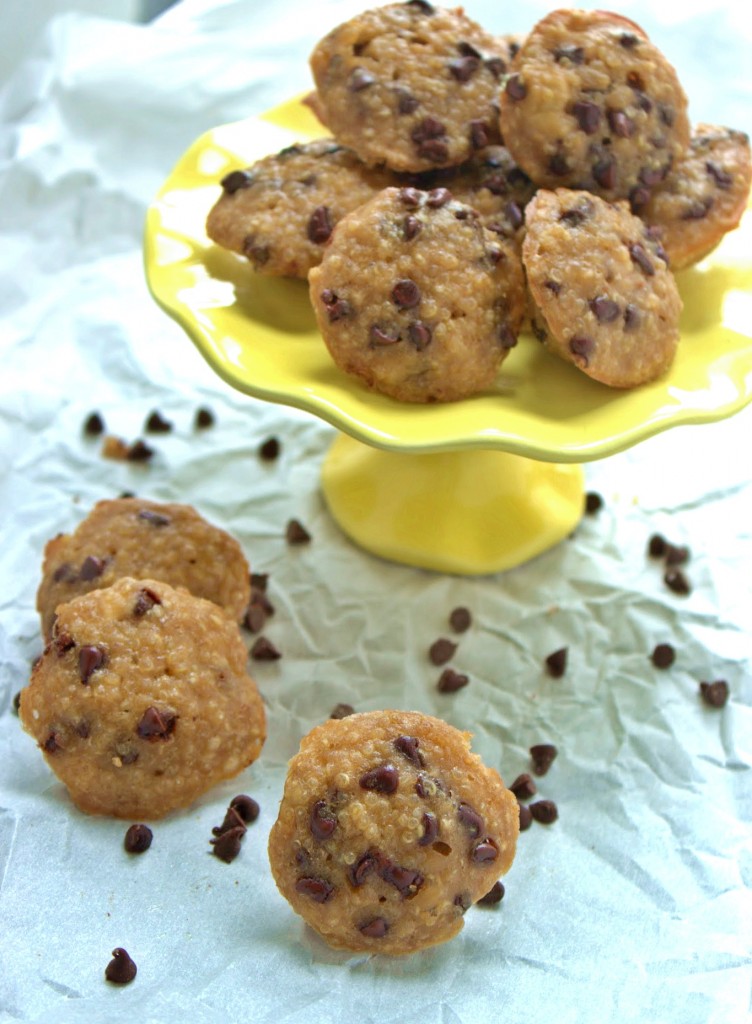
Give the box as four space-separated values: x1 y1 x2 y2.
321 433 585 575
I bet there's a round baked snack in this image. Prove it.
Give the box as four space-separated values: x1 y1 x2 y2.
19 577 266 819
268 709 519 955
499 9 690 203
636 124 751 270
523 188 682 388
36 497 250 640
206 139 396 278
309 1 508 173
308 186 526 403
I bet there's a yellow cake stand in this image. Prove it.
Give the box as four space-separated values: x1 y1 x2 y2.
144 97 752 575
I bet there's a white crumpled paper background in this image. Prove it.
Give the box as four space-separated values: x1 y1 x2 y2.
0 2 751 1021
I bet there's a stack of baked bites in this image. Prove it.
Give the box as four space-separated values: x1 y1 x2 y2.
19 498 266 819
206 2 751 400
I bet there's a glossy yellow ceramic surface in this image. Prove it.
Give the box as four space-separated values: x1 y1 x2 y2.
322 435 585 575
144 95 752 464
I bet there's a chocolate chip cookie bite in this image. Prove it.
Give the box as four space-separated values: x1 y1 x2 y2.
309 185 526 403
20 577 266 819
635 124 751 270
523 188 682 388
499 9 691 204
309 1 509 173
268 710 519 955
36 497 250 641
206 139 396 278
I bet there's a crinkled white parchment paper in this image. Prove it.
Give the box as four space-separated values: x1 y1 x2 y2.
0 3 750 1022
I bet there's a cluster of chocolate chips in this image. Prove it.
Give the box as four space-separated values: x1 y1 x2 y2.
83 405 215 464
511 744 559 831
647 532 692 595
431 606 472 693
210 794 260 863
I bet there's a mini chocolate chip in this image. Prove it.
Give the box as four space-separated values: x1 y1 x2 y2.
84 412 105 436
505 201 524 230
664 568 691 595
348 66 375 91
648 533 668 558
126 439 154 462
53 562 77 584
469 119 490 149
426 187 452 208
665 544 690 566
569 336 594 366
359 917 389 938
530 743 557 776
548 152 570 177
706 161 733 189
251 572 269 592
681 198 713 221
397 89 420 115
393 735 424 767
509 773 537 800
403 214 422 240
477 880 505 906
585 491 603 515
700 680 729 708
12 691 21 715
405 0 434 13
144 410 172 433
456 41 482 59
572 100 601 135
408 321 432 350
607 109 635 138
437 668 469 693
530 800 558 824
498 323 518 350
379 860 424 896
590 296 620 323
286 518 311 544
124 824 153 854
296 876 334 902
544 279 562 295
651 643 676 669
624 304 641 330
399 187 423 208
454 893 472 912
251 636 282 661
457 802 483 837
194 406 214 429
545 647 568 678
429 637 457 666
633 90 652 114
133 587 162 617
211 824 246 863
369 325 401 347
307 205 333 244
619 32 639 48
449 607 471 633
554 44 584 64
310 800 337 841
320 289 352 322
470 837 499 863
80 555 106 581
242 237 271 267
230 794 260 823
505 74 526 100
418 811 439 846
105 948 137 985
560 199 593 225
212 807 246 837
137 509 170 528
74 719 91 739
392 279 421 309
258 436 280 461
449 55 480 82
43 731 62 754
411 117 446 144
593 157 616 190
221 169 253 194
53 629 75 656
330 702 355 719
518 802 533 831
350 851 379 886
629 186 652 213
485 56 507 78
79 645 106 684
360 763 399 794
244 604 266 633
136 706 176 741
